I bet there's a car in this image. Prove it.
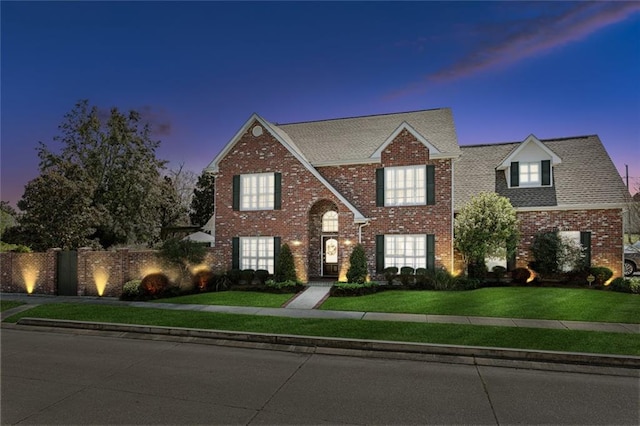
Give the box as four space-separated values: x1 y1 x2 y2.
624 241 640 276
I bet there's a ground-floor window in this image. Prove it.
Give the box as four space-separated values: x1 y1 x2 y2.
376 234 435 271
234 236 276 273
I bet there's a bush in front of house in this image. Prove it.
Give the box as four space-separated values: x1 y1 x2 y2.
399 267 415 286
120 279 142 300
330 282 381 297
241 269 255 285
255 269 270 285
140 273 172 297
263 279 304 293
609 277 640 294
589 266 613 286
383 267 398 285
415 268 431 289
192 269 215 292
275 243 297 283
511 267 531 285
346 244 368 284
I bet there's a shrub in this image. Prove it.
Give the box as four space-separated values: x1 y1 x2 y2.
255 269 270 285
346 244 368 284
399 267 414 286
631 277 640 294
608 277 630 293
192 269 214 292
511 267 531 284
467 261 487 279
490 266 507 282
275 243 297 283
241 269 255 285
415 268 430 289
227 269 242 286
140 273 171 296
212 273 232 292
330 282 380 297
383 267 398 285
589 266 613 286
157 238 207 285
120 279 142 300
453 276 480 291
264 280 304 293
430 268 457 291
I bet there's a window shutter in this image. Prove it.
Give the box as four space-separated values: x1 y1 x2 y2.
273 237 281 274
376 235 385 272
274 173 282 210
580 231 591 268
376 168 385 207
426 234 435 270
541 160 551 186
232 237 240 269
232 175 241 211
510 162 519 187
426 165 435 205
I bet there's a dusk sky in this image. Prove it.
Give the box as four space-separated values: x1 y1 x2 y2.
2 1 639 208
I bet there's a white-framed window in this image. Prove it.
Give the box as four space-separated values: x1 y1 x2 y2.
241 173 274 210
240 236 275 273
322 211 338 233
384 165 426 206
384 234 426 269
519 162 540 185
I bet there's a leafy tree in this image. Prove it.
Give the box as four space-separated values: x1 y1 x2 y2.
17 100 174 249
346 244 368 283
157 238 207 287
167 163 197 225
454 192 519 276
190 172 215 227
274 243 297 282
0 201 18 240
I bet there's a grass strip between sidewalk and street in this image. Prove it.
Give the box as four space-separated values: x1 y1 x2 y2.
320 287 640 323
3 303 639 356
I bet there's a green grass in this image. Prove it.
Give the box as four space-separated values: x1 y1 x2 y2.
4 303 639 356
151 291 295 308
1 300 24 312
320 287 640 323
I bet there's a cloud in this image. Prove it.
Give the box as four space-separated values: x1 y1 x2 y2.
138 105 172 136
386 2 640 98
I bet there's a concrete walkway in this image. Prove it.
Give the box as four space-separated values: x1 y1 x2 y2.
1 291 638 334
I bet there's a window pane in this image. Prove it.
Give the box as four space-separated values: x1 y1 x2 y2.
240 173 275 210
384 235 427 269
384 166 426 206
240 237 275 273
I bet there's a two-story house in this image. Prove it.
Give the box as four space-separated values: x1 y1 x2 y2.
205 108 629 281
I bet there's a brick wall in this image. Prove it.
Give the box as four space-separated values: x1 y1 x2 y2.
516 208 624 277
0 250 57 295
214 123 454 281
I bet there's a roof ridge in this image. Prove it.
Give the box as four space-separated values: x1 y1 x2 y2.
461 134 596 148
276 107 449 126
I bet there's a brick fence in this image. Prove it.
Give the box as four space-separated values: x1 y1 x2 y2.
0 248 219 297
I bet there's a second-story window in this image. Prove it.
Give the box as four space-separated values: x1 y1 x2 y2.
233 172 282 211
519 162 540 185
376 165 435 207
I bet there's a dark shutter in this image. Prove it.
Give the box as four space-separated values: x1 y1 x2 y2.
426 234 435 270
510 162 519 187
426 165 435 205
273 236 281 274
580 231 591 268
274 173 282 210
541 160 551 186
376 168 385 207
232 237 240 270
376 235 385 272
232 175 241 211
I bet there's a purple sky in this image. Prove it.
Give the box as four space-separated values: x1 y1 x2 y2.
2 1 639 208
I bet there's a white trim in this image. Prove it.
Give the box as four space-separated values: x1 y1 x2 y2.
371 121 442 159
497 134 562 170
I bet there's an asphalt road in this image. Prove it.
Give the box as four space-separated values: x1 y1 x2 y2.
2 328 639 425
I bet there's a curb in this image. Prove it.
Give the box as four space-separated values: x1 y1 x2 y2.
9 318 640 377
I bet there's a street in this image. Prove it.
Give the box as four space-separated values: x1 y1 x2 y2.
2 328 638 425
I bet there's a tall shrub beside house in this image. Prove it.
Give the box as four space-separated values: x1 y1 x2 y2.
346 244 368 284
158 238 207 288
454 192 519 277
274 243 297 283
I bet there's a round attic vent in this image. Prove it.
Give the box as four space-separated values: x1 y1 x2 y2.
252 125 263 137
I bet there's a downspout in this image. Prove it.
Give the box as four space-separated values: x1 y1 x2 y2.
358 220 370 244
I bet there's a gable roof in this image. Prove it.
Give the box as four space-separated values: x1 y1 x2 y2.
454 135 628 211
274 108 461 165
496 134 562 169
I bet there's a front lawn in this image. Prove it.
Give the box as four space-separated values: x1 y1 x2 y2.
1 300 24 312
151 291 294 308
4 303 640 356
320 287 640 323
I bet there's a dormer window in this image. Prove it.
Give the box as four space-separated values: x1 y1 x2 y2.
510 160 551 187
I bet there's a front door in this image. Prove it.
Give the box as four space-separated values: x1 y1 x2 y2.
322 236 339 277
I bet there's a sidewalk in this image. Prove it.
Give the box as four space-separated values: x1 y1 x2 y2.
2 292 638 334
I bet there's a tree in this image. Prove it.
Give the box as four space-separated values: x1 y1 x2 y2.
346 244 368 283
190 172 215 227
18 100 172 249
454 192 519 276
0 201 18 240
167 163 197 225
274 243 297 282
157 238 207 287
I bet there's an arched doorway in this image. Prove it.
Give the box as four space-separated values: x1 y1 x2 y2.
308 200 339 279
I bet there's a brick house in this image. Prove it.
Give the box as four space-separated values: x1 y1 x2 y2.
205 109 629 281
